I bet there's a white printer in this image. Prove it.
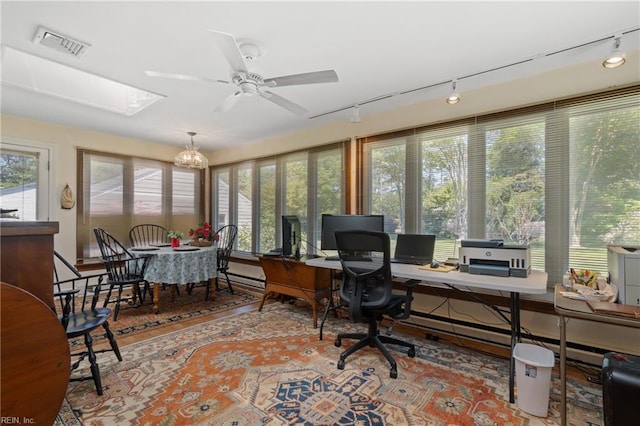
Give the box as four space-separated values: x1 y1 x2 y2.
459 239 531 278
607 245 640 306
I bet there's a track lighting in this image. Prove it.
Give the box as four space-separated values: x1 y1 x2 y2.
603 35 626 69
445 80 460 104
350 104 361 123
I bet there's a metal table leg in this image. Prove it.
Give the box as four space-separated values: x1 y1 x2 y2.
509 292 521 404
559 314 567 426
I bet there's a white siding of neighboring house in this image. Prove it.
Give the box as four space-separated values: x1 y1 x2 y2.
0 182 36 220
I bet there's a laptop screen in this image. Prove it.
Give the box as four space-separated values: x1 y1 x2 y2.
394 234 436 261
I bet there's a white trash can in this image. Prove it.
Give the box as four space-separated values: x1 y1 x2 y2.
513 343 555 417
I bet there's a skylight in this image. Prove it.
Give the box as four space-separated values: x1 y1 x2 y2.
1 46 165 116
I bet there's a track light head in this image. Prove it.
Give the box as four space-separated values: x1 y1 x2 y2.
603 35 626 69
350 104 361 123
446 80 460 104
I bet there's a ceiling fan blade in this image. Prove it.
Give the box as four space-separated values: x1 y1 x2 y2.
208 30 249 75
260 91 308 116
263 70 339 88
214 91 242 113
145 70 228 84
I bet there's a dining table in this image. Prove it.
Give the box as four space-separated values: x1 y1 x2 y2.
130 243 218 314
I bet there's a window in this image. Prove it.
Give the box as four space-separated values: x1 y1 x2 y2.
362 124 470 262
78 149 203 258
211 142 346 255
481 115 546 269
237 163 253 252
566 93 640 271
0 142 52 221
362 87 640 284
258 162 276 252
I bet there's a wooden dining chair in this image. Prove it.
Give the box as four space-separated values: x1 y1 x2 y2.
53 251 123 395
214 224 238 294
129 224 169 247
94 227 151 320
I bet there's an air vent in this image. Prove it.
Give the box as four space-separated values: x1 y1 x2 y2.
32 26 90 57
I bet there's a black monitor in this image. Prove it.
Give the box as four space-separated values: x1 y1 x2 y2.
282 215 301 258
320 214 385 251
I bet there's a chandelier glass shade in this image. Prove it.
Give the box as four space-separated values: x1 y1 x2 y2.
174 131 208 169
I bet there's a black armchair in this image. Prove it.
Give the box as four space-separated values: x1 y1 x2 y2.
129 224 169 247
53 251 122 395
334 230 417 378
94 227 151 320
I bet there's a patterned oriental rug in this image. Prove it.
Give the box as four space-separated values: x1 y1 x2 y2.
68 285 261 347
58 303 604 425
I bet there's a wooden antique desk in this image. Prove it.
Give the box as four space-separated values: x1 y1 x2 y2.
554 284 640 426
259 256 332 328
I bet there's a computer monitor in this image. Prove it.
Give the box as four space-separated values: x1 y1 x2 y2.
282 215 301 258
320 214 385 251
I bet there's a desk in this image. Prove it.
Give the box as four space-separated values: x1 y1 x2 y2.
306 257 547 404
133 246 217 314
259 256 332 328
554 284 640 426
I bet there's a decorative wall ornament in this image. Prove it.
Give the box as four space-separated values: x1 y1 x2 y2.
61 183 75 209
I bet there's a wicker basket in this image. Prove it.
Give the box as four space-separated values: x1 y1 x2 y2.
189 239 212 247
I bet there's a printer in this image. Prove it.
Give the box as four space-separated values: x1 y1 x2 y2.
459 239 531 278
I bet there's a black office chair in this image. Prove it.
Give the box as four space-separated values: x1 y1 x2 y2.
53 251 122 395
214 224 238 294
129 224 169 247
94 227 151 320
334 230 417 378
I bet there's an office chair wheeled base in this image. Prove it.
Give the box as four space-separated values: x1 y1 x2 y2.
335 321 416 379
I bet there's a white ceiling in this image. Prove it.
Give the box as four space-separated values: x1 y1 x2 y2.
1 1 639 151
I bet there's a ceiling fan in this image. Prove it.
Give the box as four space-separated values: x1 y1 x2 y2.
145 31 339 115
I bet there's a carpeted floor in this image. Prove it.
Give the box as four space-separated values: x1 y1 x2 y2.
58 301 603 425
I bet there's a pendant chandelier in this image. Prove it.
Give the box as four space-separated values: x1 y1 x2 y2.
174 131 208 169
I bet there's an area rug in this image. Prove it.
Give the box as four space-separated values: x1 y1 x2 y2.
59 303 603 425
69 285 261 347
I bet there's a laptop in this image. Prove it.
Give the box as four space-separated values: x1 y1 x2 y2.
391 234 436 265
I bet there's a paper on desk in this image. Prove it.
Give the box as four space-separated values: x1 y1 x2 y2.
560 283 617 303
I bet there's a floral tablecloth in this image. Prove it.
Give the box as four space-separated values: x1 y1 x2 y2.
139 245 217 284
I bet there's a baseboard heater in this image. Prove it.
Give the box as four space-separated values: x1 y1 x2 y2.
226 271 265 290
409 310 610 362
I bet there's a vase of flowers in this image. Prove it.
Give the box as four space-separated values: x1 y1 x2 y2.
168 230 183 248
189 222 214 246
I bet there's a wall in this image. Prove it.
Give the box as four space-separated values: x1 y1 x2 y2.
0 117 180 262
1 52 639 361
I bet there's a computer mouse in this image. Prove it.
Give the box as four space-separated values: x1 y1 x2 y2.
430 260 440 269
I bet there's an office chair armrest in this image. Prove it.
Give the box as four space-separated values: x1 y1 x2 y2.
403 279 419 289
393 279 419 320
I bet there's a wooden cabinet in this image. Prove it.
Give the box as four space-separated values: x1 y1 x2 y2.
0 221 59 308
258 256 332 328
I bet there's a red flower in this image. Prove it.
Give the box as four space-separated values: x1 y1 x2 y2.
189 222 213 240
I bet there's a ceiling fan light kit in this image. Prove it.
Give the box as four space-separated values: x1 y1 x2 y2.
146 30 339 115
